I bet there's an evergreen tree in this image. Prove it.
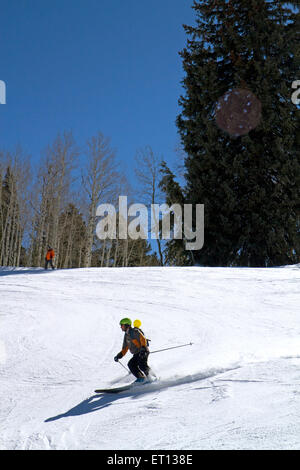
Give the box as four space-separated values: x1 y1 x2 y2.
165 0 300 266
159 162 192 265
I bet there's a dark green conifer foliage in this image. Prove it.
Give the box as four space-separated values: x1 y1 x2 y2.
169 0 299 266
159 162 192 265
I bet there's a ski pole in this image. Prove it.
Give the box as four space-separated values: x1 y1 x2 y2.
118 360 130 373
150 342 193 354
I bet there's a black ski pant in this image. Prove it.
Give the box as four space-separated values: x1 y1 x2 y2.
128 351 150 379
45 259 55 270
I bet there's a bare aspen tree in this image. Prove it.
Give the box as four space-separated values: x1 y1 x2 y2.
30 160 57 266
50 132 78 263
82 132 120 268
30 132 77 267
57 203 86 268
30 169 48 264
0 166 15 265
111 180 131 268
0 149 31 267
14 151 31 266
134 145 164 265
71 191 89 268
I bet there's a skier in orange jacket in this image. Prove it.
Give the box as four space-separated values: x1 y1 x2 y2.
45 246 55 270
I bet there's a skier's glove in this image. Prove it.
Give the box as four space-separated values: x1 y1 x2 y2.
114 352 123 362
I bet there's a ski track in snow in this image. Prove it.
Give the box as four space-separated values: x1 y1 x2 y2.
0 265 299 450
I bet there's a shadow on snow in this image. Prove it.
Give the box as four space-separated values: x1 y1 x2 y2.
0 268 49 277
45 366 241 423
45 393 127 422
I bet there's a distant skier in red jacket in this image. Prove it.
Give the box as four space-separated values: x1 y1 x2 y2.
45 246 55 270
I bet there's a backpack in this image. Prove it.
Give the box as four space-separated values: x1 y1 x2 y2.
134 327 151 347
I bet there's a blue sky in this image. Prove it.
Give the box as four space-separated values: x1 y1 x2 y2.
0 0 195 181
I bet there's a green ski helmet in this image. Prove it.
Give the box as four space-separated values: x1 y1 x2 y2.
120 318 132 327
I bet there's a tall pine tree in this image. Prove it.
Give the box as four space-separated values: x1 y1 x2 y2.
164 0 299 266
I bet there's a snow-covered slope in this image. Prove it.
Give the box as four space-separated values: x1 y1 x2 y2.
0 265 299 450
